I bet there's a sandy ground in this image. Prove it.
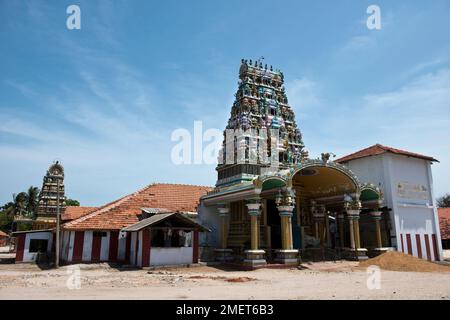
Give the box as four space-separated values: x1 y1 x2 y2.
0 259 449 300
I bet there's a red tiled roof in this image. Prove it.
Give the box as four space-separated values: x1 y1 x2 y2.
438 207 450 240
61 206 98 222
336 144 438 163
63 183 213 231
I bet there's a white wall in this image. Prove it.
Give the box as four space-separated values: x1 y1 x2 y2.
345 153 443 260
344 154 397 244
82 231 93 262
100 231 110 261
117 233 127 261
150 247 193 266
198 202 220 247
67 231 75 262
130 232 137 265
137 231 143 267
61 230 70 261
22 232 53 262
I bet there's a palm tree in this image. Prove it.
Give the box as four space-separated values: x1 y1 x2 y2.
26 186 40 218
12 192 28 217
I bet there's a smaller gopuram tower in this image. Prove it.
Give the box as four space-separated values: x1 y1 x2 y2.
34 161 66 229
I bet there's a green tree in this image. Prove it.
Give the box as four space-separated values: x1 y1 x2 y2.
437 194 450 208
0 203 14 232
25 186 39 218
65 199 80 206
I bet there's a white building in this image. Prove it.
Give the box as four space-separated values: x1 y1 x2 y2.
337 144 443 261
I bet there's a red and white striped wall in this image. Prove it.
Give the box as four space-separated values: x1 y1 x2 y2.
61 230 127 264
15 231 53 263
61 229 199 266
399 232 440 261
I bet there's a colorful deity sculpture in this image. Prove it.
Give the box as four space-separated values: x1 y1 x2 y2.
217 59 308 177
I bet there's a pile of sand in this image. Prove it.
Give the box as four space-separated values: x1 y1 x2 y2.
360 251 450 273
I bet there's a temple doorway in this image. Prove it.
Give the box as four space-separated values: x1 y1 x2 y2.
266 199 281 249
291 165 360 253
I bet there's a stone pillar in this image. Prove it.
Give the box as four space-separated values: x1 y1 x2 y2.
348 218 355 249
354 218 361 249
244 201 266 267
368 211 389 257
325 213 331 247
312 211 325 244
275 205 298 265
337 214 345 248
346 209 368 260
215 206 233 262
369 211 382 248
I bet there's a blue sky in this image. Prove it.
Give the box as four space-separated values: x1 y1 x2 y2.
1 0 449 206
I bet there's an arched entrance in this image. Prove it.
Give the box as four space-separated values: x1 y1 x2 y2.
290 161 361 255
259 177 287 257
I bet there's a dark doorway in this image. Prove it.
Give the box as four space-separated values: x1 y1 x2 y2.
266 199 281 249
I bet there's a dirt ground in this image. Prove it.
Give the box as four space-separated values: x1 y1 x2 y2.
0 259 449 300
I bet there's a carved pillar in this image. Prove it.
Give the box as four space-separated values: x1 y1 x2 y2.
337 214 345 248
312 211 325 244
248 203 260 251
348 216 356 249
244 201 266 267
346 209 368 260
370 211 383 248
325 213 331 247
219 207 229 249
354 217 361 249
215 206 233 262
275 205 298 265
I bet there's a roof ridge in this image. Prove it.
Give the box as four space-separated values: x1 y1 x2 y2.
63 184 155 228
150 182 213 188
336 144 437 163
335 144 381 162
63 183 212 230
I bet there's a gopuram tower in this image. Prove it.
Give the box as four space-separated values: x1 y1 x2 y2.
34 161 66 229
202 60 379 266
216 58 308 187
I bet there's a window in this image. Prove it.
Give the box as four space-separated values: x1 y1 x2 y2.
93 231 107 237
29 239 48 253
151 229 192 247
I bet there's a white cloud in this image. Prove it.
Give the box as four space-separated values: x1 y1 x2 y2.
286 78 322 114
341 35 377 52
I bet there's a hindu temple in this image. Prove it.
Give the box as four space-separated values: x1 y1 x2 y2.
200 59 387 266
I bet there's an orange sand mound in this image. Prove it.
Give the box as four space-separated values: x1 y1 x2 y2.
359 251 450 273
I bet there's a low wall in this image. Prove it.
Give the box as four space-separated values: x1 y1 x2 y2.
150 247 193 266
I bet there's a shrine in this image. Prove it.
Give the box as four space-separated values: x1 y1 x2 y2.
200 59 413 266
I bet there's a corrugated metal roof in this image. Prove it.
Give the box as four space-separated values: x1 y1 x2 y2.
12 229 54 235
122 212 210 232
141 208 171 214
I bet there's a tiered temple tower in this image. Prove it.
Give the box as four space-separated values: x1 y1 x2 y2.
34 161 66 229
216 59 308 187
